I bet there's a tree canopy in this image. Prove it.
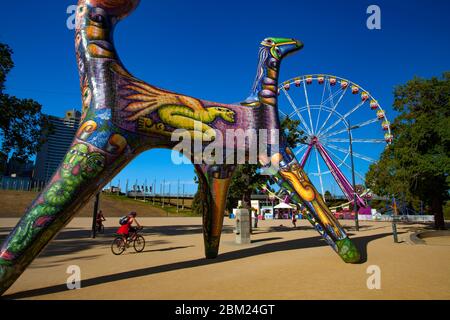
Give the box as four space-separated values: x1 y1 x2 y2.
0 44 14 94
0 43 48 162
366 72 450 229
324 190 332 202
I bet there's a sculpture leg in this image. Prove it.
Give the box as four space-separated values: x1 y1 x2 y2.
195 164 235 259
267 149 361 263
0 130 137 295
281 173 360 263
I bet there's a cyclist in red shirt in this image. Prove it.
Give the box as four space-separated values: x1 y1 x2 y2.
117 212 141 238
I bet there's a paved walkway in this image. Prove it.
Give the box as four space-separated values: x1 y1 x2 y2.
1 217 449 299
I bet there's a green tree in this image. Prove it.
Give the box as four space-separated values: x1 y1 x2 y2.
324 190 333 202
0 43 49 162
281 116 306 150
226 163 266 211
0 44 14 94
366 72 450 229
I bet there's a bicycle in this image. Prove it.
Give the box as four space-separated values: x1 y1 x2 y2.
96 221 105 234
111 226 145 255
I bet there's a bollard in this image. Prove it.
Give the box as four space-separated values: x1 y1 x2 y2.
392 216 399 243
235 209 250 244
252 212 258 229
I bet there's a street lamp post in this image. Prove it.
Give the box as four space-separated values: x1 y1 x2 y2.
153 179 156 205
348 121 360 231
182 183 185 210
91 192 100 239
177 179 180 213
144 178 147 202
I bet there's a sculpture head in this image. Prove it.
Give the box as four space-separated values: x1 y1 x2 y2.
75 0 140 58
76 0 139 30
261 37 303 60
84 0 140 20
243 37 303 106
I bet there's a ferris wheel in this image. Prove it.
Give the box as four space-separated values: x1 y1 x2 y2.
276 74 393 208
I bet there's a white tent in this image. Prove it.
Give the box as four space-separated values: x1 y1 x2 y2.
273 202 295 209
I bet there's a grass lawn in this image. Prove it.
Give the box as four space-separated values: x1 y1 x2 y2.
103 194 196 217
0 190 197 218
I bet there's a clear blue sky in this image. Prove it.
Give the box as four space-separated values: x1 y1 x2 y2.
1 0 449 195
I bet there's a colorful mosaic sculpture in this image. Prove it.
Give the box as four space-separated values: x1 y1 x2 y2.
0 0 360 295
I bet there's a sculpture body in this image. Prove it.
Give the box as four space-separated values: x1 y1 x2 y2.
0 0 360 295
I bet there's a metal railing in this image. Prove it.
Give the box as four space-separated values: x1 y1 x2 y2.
0 177 48 192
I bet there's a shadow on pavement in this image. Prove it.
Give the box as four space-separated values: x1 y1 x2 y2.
142 225 235 236
20 224 226 259
21 227 173 258
2 231 400 300
251 237 283 244
128 245 195 254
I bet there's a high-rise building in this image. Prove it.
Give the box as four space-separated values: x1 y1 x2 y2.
0 152 7 176
6 158 34 178
33 109 81 182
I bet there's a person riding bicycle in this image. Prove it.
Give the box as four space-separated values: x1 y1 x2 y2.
111 211 145 255
117 211 141 240
96 210 106 232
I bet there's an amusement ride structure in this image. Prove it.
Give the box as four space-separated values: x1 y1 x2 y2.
267 74 392 212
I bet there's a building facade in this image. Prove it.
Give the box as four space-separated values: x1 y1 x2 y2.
0 152 7 176
33 109 81 182
6 158 34 178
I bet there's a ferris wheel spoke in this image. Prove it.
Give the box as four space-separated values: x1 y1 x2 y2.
321 86 344 107
314 80 328 133
326 143 349 155
288 110 297 118
294 144 308 156
328 143 376 163
315 148 326 199
323 145 367 182
316 83 337 135
320 78 328 105
320 99 367 136
321 117 380 139
299 144 313 167
316 87 348 136
327 138 386 143
316 143 356 202
351 151 377 163
302 77 315 135
279 109 288 117
281 87 312 135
